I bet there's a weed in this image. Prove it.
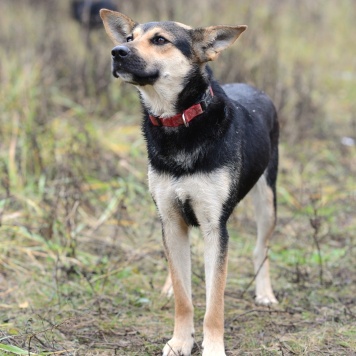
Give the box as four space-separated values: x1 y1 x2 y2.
0 0 355 355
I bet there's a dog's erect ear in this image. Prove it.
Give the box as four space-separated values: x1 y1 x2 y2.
100 9 137 44
192 25 247 62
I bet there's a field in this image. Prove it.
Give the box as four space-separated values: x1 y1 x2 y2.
0 0 355 355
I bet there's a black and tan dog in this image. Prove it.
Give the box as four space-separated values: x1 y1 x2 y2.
100 9 279 356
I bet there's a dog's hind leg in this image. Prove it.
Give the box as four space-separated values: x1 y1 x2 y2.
161 270 173 297
251 172 278 306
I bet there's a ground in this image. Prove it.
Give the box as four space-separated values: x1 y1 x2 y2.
0 0 355 355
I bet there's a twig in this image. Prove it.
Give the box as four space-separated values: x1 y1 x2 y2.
310 205 323 285
166 342 179 356
25 318 73 356
160 294 174 310
230 308 291 323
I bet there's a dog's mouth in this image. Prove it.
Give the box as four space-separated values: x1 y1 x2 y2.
113 66 160 86
112 56 160 86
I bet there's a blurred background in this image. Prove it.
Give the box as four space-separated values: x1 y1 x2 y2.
0 1 355 355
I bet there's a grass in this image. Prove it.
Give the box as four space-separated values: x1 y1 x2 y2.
0 0 355 355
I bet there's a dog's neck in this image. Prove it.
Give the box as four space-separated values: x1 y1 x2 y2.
137 83 182 118
137 66 211 119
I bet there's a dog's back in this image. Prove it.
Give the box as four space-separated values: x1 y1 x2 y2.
223 83 277 133
223 83 279 202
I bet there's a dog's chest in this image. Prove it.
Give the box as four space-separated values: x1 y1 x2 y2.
148 166 232 226
168 146 203 171
149 140 205 172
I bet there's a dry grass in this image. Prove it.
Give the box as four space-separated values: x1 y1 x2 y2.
0 0 355 355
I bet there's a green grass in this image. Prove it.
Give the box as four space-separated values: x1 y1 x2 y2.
0 0 356 355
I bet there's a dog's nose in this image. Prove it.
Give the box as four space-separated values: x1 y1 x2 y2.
111 45 131 59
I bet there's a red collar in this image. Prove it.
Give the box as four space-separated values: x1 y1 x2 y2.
149 86 214 127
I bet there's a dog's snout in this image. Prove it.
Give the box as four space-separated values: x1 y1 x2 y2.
111 45 131 59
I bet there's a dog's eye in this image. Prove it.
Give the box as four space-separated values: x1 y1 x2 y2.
152 36 168 45
126 35 133 42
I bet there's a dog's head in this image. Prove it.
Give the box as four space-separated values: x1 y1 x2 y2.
100 10 246 116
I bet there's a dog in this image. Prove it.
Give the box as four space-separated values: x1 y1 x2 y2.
72 0 117 29
100 9 279 356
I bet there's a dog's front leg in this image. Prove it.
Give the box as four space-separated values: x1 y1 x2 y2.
201 223 228 356
161 216 194 356
148 169 195 356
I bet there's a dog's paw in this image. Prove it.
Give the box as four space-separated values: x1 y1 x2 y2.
202 339 226 356
255 293 278 306
162 336 194 356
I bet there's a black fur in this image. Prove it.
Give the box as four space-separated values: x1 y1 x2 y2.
177 198 199 227
102 15 280 353
130 22 193 58
141 67 279 229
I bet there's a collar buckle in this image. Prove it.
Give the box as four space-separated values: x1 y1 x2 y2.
182 112 189 127
149 85 214 128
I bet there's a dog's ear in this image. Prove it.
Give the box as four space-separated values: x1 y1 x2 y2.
100 9 137 44
192 25 247 62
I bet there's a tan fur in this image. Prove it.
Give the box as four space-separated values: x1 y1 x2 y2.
100 11 253 356
202 244 228 356
192 25 247 62
130 28 172 55
161 271 173 297
148 167 194 355
149 166 232 356
100 10 247 119
175 22 193 30
100 9 136 44
106 21 193 117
